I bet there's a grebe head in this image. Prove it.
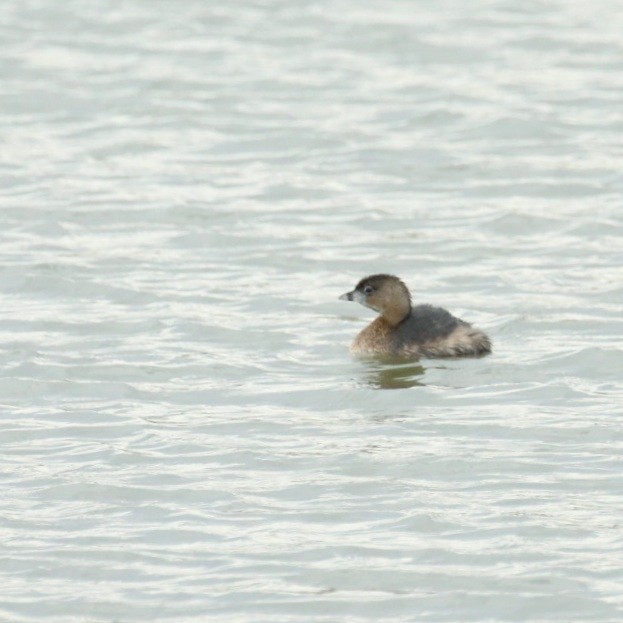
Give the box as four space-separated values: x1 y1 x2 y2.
339 274 411 325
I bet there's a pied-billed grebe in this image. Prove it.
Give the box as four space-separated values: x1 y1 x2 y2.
339 274 491 358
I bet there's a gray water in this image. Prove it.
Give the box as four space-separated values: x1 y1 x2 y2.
2 1 623 621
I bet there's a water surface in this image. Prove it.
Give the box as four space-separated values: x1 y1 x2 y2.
2 1 623 621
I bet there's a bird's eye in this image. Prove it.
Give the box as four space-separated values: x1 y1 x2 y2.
363 285 374 295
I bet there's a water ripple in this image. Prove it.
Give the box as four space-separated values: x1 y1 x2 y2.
2 0 623 621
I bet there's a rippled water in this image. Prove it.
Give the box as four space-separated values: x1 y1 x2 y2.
2 1 623 621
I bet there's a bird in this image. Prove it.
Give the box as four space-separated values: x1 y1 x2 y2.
339 274 491 358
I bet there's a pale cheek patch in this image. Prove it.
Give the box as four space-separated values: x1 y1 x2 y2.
362 301 380 312
353 290 380 312
351 291 367 304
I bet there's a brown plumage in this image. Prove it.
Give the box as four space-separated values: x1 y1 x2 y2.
339 274 491 358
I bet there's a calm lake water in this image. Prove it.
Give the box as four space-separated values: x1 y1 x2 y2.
2 1 623 621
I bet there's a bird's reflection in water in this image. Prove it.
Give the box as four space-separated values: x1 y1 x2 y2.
360 356 426 389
